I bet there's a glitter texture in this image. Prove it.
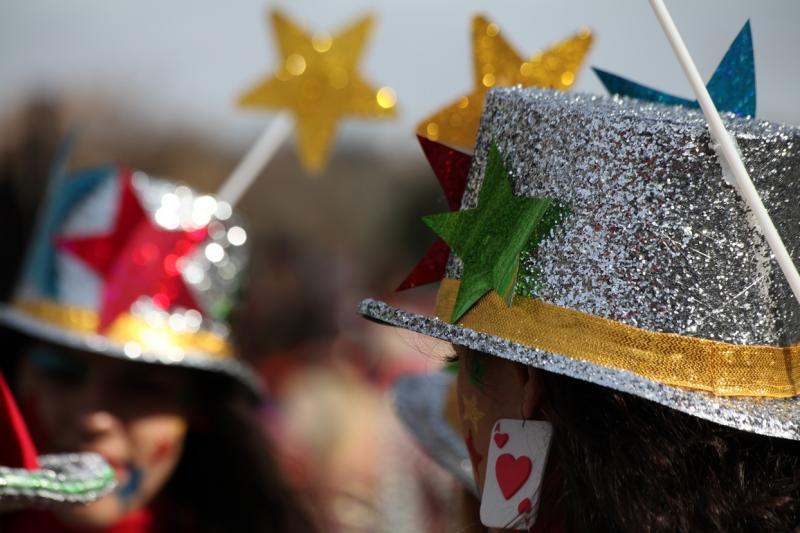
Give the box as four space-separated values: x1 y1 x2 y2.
361 299 800 440
239 10 396 173
0 167 261 399
416 15 593 150
593 21 755 117
461 88 800 346
0 452 115 511
396 136 471 291
361 87 800 440
392 372 477 495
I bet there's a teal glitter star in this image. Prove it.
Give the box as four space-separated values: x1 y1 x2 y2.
593 20 755 117
423 144 564 322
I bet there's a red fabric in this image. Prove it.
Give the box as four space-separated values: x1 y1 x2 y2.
0 371 39 469
5 508 155 533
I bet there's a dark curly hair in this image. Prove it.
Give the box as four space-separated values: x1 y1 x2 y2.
538 371 800 532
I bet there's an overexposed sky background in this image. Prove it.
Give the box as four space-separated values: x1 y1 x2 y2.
1 1 798 156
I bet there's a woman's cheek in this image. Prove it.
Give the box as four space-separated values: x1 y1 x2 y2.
116 416 187 509
137 417 187 475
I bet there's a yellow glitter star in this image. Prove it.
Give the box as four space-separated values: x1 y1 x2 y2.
461 393 485 434
416 15 593 150
239 10 397 174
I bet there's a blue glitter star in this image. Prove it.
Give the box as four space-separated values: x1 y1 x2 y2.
593 21 755 117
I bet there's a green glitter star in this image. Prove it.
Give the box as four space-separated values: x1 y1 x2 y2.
423 143 565 322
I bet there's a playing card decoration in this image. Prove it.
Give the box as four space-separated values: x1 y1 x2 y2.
396 136 472 291
480 419 553 530
239 9 397 173
416 15 593 150
593 21 755 117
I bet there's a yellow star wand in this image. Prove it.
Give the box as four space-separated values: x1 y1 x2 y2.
218 10 397 204
417 15 593 151
240 10 395 175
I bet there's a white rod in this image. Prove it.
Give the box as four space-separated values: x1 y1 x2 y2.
217 112 293 207
649 0 800 305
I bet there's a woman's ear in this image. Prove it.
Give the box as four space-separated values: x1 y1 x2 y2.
521 367 541 420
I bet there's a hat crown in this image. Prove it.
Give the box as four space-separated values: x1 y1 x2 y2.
456 87 800 346
11 165 248 359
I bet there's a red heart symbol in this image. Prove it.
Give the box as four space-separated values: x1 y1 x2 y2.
493 432 509 448
495 453 532 500
517 497 532 514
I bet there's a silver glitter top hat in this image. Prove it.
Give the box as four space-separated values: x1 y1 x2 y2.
392 372 477 495
361 87 800 440
0 164 262 398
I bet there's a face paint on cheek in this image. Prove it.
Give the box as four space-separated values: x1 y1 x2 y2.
149 418 186 468
150 438 176 465
461 393 485 434
116 463 143 508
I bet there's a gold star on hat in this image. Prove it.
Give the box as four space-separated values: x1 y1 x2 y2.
416 15 593 150
239 10 397 174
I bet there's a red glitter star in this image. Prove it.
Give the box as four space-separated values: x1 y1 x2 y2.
58 168 208 332
465 428 484 470
396 136 472 291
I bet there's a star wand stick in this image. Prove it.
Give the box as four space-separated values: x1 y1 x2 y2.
648 0 800 306
216 112 292 207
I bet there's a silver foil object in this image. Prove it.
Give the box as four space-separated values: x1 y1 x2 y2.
0 452 115 512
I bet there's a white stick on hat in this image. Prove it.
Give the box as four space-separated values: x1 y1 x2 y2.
648 0 800 306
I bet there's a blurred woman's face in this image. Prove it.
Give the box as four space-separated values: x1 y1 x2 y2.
16 344 191 529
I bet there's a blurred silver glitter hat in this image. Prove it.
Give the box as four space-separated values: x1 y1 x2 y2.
392 371 477 495
361 87 800 440
0 158 262 397
0 372 114 512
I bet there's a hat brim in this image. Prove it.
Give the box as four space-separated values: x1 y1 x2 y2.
0 305 263 401
392 372 477 495
0 452 115 512
361 298 800 441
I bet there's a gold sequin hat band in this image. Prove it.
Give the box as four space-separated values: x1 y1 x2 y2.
360 88 800 441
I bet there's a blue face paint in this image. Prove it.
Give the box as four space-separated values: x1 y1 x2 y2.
116 464 142 506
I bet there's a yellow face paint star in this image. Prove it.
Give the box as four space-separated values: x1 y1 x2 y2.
239 10 397 174
416 15 593 150
461 393 485 434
